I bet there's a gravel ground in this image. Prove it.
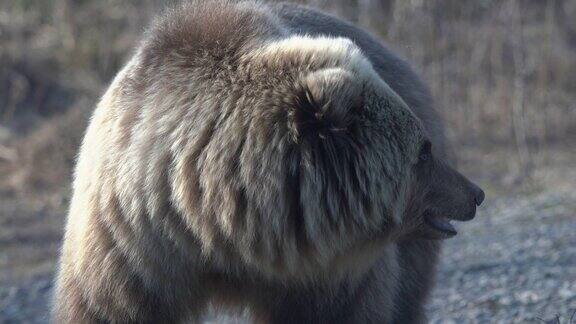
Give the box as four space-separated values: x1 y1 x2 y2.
1 175 575 323
428 187 576 323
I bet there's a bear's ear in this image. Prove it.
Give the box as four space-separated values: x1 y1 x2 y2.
288 68 363 142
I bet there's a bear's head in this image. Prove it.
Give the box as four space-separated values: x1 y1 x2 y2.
403 139 485 240
219 35 484 278
251 36 484 241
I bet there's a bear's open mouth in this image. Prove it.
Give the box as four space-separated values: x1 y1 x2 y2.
424 214 457 237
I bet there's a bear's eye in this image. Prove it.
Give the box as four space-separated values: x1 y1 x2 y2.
419 140 432 162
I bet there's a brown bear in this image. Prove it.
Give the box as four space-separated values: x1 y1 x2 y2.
52 1 485 323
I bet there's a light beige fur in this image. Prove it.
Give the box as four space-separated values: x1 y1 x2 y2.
53 1 483 323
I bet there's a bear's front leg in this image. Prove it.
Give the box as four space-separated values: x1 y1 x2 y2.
52 247 179 324
51 217 207 324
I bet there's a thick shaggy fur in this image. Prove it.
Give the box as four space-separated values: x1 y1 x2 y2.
53 1 474 323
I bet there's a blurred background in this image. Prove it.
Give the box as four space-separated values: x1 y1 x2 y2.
0 0 574 322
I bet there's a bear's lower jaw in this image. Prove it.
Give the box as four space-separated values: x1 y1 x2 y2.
424 214 457 238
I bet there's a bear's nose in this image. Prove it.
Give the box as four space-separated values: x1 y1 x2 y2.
474 188 485 206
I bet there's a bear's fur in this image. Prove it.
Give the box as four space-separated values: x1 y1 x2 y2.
53 1 483 323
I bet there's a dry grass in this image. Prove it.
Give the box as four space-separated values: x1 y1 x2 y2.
0 0 575 198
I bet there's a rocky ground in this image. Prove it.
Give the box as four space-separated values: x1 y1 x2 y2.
428 186 576 323
1 155 575 323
